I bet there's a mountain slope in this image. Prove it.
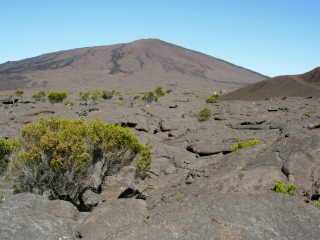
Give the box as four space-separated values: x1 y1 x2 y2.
221 67 320 100
0 39 266 92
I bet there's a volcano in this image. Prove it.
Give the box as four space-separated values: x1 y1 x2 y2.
0 39 266 92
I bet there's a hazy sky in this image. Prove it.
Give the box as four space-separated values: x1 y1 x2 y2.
1 0 319 76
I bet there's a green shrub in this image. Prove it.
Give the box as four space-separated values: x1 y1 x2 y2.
91 90 104 102
133 95 141 100
64 100 74 108
304 111 315 118
47 91 68 103
15 90 24 97
231 139 261 152
206 91 219 103
0 191 4 203
142 91 158 103
8 117 148 205
136 146 151 175
313 200 320 208
79 90 114 103
155 87 165 97
32 91 46 101
141 87 168 103
0 138 18 174
197 108 212 121
101 90 114 100
175 191 185 201
79 91 90 102
272 181 296 195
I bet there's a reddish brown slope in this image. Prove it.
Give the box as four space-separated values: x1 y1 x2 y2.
221 67 320 100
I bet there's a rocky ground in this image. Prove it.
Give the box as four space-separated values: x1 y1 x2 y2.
1 89 320 240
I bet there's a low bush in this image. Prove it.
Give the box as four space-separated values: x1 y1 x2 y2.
101 90 114 100
142 91 158 103
79 90 114 103
47 91 68 103
142 87 168 103
32 91 46 101
136 145 151 176
64 100 74 108
206 91 219 103
8 117 148 207
231 139 261 152
0 138 18 175
197 108 212 121
15 90 24 97
313 200 320 208
272 181 296 195
155 87 165 97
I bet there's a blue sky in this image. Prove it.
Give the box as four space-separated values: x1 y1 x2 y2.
1 0 319 76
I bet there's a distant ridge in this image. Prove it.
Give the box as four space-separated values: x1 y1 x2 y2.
221 67 320 100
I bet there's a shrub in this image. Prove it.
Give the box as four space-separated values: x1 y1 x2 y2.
272 181 296 195
47 91 68 103
155 87 165 97
8 117 147 207
136 145 151 176
206 91 219 103
79 91 90 102
101 90 114 100
231 139 261 152
15 90 24 97
133 95 141 100
313 200 320 208
0 138 18 175
142 91 158 103
64 100 74 108
32 91 46 101
141 87 168 103
197 108 212 121
79 90 114 103
304 111 315 118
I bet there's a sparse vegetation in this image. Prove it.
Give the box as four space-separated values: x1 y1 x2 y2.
313 200 320 208
142 91 158 103
8 117 148 205
79 90 114 103
101 90 114 100
206 91 219 103
197 108 212 121
64 100 74 108
136 145 151 176
32 91 46 101
231 139 261 152
0 138 18 175
15 90 24 97
0 191 4 203
141 87 169 103
272 181 296 195
304 111 315 118
154 87 165 97
47 91 68 103
133 95 141 100
175 191 185 201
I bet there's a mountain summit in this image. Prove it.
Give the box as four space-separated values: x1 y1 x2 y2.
0 39 266 91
